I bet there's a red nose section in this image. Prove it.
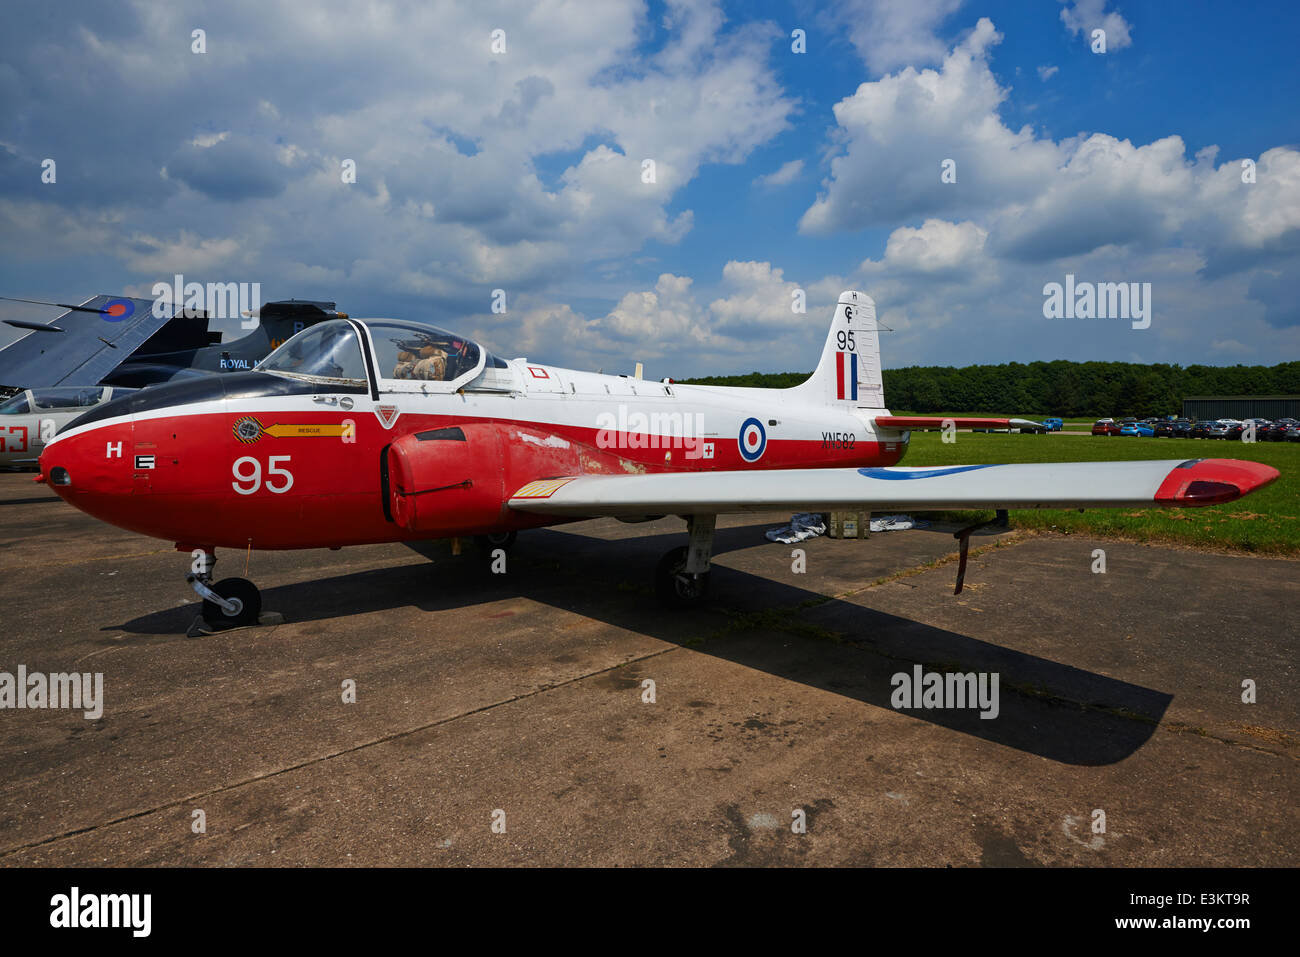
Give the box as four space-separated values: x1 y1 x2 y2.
1154 458 1280 506
38 421 139 520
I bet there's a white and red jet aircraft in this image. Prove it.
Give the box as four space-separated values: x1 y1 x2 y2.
37 291 1278 629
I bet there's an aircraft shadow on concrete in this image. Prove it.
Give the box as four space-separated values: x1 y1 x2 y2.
108 522 1170 766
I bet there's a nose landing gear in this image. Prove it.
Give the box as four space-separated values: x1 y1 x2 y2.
186 549 262 629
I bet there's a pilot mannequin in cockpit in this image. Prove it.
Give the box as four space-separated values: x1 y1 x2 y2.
392 341 448 380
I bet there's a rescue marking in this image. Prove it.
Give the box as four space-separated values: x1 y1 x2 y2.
232 416 264 444
234 417 348 442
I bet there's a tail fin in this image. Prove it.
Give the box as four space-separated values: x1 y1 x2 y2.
795 291 884 408
229 299 345 352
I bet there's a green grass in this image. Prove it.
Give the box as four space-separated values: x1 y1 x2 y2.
900 431 1300 555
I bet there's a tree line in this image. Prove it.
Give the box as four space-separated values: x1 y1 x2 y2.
680 359 1300 417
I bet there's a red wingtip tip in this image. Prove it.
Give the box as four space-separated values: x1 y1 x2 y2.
1155 458 1280 506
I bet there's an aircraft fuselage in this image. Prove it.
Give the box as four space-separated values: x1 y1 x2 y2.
40 361 905 551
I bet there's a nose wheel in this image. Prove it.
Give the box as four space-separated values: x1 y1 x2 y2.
186 549 262 629
201 578 262 628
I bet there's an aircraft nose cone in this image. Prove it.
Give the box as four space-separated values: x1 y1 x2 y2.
39 419 136 506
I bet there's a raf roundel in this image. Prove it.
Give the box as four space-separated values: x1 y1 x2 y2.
100 298 135 322
738 417 766 462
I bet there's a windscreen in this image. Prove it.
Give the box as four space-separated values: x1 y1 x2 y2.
29 387 108 410
0 393 31 415
257 320 368 386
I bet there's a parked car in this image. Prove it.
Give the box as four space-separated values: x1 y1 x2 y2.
1120 422 1155 437
1227 418 1273 442
1206 422 1230 439
1092 418 1122 436
1172 418 1194 437
1041 417 1064 432
1013 420 1048 434
1154 420 1177 437
1189 421 1216 439
1264 418 1298 441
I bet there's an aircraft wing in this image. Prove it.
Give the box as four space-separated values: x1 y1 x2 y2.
508 459 1278 518
0 296 176 390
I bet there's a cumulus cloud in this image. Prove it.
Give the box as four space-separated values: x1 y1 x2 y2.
456 261 843 375
787 14 1300 363
862 219 989 276
801 17 1300 275
1059 0 1133 51
0 0 793 306
165 134 295 201
799 19 1059 234
2 2 1297 371
753 159 804 189
830 0 965 75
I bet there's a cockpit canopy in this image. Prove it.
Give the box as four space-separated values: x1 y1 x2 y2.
367 319 483 386
0 386 121 415
256 318 501 393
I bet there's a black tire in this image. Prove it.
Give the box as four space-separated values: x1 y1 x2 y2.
201 577 262 629
474 530 517 553
655 546 711 607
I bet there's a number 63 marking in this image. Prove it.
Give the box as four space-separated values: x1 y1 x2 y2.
232 455 294 495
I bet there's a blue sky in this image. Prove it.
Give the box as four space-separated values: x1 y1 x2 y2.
1 0 1297 378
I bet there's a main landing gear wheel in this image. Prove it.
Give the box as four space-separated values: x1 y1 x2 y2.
655 545 711 607
474 530 518 553
200 577 262 629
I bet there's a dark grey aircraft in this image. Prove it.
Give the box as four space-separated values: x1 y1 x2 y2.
0 296 345 395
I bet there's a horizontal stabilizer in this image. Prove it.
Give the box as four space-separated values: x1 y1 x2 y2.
875 416 1012 430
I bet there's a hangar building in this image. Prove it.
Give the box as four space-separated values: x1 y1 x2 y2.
1182 396 1300 420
